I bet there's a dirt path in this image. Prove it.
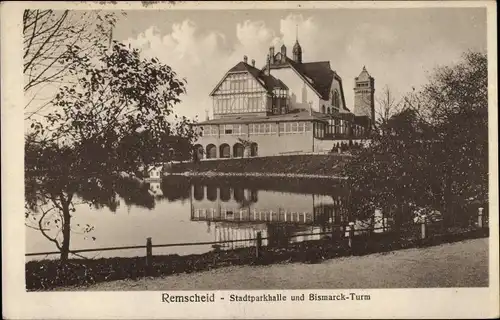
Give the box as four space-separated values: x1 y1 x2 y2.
67 238 488 291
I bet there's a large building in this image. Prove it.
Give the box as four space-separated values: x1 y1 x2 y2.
193 38 375 159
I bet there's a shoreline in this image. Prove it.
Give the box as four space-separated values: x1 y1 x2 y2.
164 171 348 179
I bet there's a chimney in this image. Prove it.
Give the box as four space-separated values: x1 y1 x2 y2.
243 55 248 64
205 109 209 121
269 46 275 63
251 59 255 67
266 54 271 75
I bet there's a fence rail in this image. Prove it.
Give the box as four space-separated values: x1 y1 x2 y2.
26 208 488 280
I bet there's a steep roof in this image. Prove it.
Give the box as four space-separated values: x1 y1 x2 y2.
210 61 287 96
262 56 339 102
355 66 373 81
290 60 334 100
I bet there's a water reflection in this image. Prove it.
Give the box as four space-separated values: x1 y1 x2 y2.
187 178 354 251
27 176 390 260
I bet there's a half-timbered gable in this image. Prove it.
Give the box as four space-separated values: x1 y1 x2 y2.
194 41 374 159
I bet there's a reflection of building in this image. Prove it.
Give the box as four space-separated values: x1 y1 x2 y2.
193 38 374 159
190 183 352 249
144 165 163 179
212 222 269 249
147 181 163 197
190 184 348 225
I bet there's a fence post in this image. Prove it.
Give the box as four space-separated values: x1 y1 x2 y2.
348 222 355 249
421 215 427 240
255 231 262 260
146 237 153 276
478 207 484 228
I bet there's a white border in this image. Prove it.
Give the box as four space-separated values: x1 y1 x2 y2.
2 1 498 319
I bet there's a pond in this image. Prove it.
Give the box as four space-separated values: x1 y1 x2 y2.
26 176 387 260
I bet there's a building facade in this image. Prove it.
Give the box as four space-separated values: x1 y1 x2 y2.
193 40 374 159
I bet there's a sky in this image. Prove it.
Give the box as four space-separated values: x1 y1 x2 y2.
111 7 486 120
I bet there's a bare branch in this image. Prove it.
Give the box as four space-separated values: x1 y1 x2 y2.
37 205 62 251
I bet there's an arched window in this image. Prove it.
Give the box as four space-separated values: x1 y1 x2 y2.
250 143 258 157
193 184 204 201
219 144 230 158
206 185 217 202
331 90 340 109
233 143 244 158
321 105 326 114
333 91 340 109
206 144 217 159
327 107 331 114
233 187 245 203
220 186 231 202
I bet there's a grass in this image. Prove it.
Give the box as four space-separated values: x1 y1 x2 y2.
26 227 488 291
80 237 489 290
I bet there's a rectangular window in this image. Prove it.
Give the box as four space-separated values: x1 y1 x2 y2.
217 98 232 114
211 126 218 136
248 96 260 112
224 125 233 135
221 124 242 135
234 125 241 135
249 123 276 135
232 79 246 91
279 122 284 133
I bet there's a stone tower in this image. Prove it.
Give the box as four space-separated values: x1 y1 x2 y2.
353 66 375 123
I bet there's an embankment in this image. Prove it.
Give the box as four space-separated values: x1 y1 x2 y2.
165 154 352 177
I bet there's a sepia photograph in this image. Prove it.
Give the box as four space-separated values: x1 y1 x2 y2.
2 1 498 319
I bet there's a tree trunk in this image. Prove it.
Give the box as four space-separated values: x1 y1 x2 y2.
60 202 71 261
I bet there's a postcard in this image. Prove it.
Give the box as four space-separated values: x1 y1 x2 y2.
1 1 498 319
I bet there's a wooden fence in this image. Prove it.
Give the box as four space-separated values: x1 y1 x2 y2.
26 207 488 274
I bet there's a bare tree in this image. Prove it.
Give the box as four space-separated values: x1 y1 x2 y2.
23 10 123 120
374 85 403 133
237 137 255 158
